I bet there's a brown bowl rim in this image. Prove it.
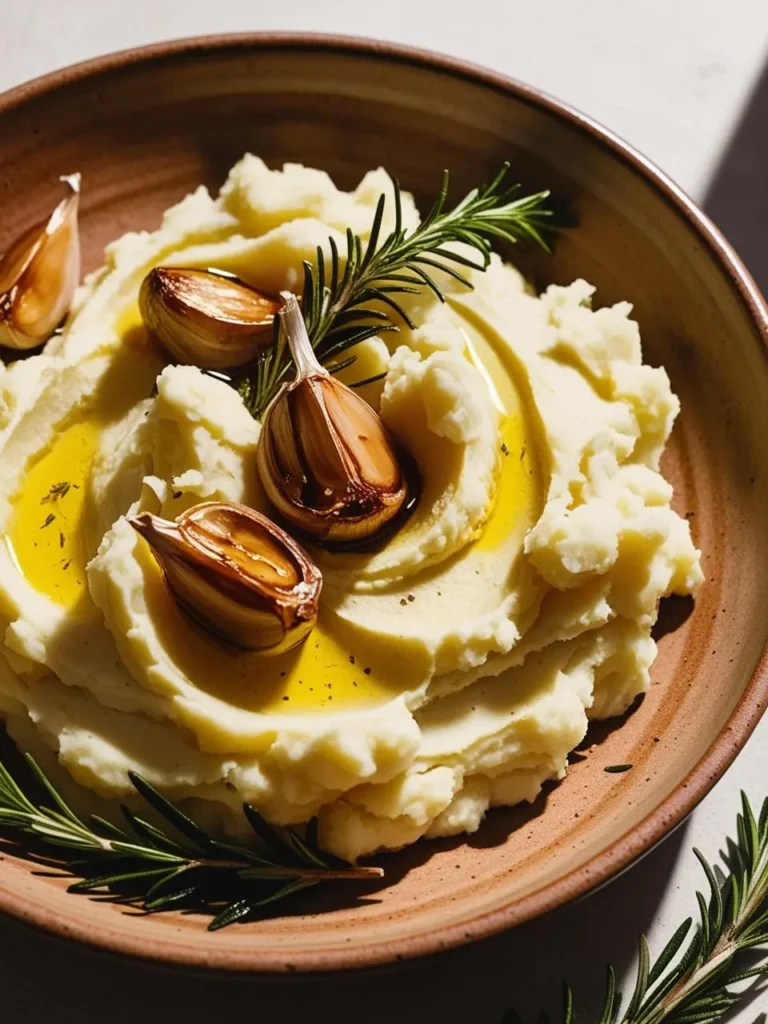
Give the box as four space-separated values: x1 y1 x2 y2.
0 31 767 974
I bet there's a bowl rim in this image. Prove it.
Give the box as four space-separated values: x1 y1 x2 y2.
1 30 767 974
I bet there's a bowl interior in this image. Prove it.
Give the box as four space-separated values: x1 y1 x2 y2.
1 37 767 971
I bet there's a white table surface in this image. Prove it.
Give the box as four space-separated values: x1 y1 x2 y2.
1 2 767 1021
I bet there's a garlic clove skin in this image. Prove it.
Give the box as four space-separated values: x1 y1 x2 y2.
130 501 322 655
0 173 81 350
257 293 409 544
139 268 280 369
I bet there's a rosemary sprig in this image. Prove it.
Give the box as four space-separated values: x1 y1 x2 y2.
544 792 768 1024
239 164 552 416
0 752 381 931
1 738 768 1018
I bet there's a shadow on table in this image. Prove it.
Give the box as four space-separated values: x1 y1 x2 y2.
703 57 768 297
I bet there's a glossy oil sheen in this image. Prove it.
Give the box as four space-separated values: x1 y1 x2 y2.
0 35 766 973
6 302 529 715
8 420 99 608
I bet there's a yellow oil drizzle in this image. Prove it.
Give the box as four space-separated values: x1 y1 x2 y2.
6 422 101 608
6 311 161 609
116 302 145 340
474 413 540 552
6 291 543 712
140 547 417 713
459 312 545 552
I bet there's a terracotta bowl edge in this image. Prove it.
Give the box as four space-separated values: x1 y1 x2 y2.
0 31 766 972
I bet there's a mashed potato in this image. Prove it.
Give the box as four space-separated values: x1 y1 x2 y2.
0 157 702 860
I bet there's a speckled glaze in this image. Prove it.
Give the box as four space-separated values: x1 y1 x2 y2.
0 34 767 973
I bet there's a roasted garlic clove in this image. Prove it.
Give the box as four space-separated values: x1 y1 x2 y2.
130 501 322 654
139 268 280 369
257 293 409 544
0 173 81 350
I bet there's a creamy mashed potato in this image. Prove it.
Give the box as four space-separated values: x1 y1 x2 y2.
0 157 702 861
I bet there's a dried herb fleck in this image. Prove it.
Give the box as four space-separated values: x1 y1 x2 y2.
41 481 75 504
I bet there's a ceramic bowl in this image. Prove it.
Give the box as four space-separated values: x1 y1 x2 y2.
0 33 767 973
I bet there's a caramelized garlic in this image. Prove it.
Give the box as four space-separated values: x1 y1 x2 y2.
139 267 280 369
130 501 322 654
0 173 81 350
257 293 409 544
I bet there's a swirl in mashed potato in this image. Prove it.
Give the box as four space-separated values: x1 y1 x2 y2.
0 157 702 861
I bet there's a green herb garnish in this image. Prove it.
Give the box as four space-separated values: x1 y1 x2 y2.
41 480 74 503
239 164 552 416
0 752 381 931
